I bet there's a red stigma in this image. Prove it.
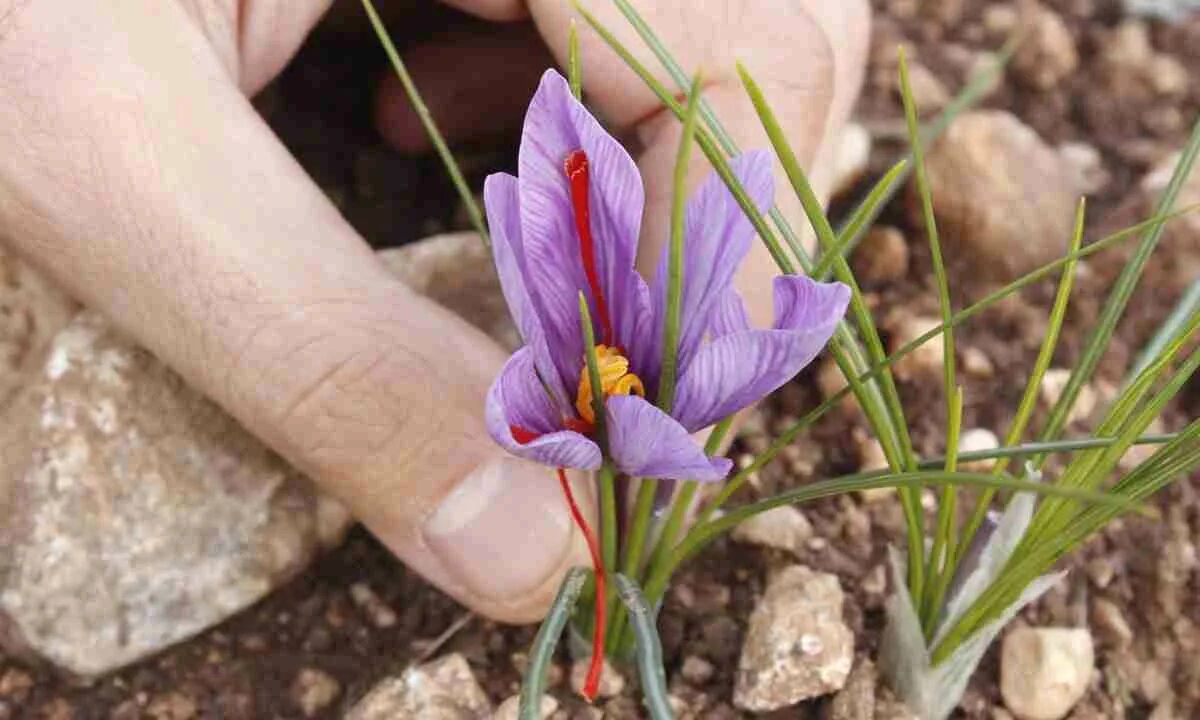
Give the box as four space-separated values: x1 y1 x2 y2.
565 150 614 346
509 425 541 445
557 468 606 702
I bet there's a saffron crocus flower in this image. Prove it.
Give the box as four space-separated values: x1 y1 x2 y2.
484 69 850 482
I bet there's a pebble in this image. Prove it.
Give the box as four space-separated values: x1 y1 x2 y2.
961 346 996 378
731 506 813 555
828 658 877 720
982 4 1018 37
680 655 715 685
1000 627 1094 720
1091 598 1133 647
349 583 398 629
888 315 945 381
852 226 909 284
494 695 557 720
817 358 861 417
1039 368 1097 425
959 428 1001 472
734 566 854 711
898 62 950 111
1012 6 1078 90
569 656 625 699
346 654 491 719
145 692 197 720
913 110 1076 282
291 668 341 718
856 435 896 503
1058 142 1110 195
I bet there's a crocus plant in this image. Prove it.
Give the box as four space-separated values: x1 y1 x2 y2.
483 69 849 697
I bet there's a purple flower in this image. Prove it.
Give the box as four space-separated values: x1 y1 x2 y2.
484 69 850 482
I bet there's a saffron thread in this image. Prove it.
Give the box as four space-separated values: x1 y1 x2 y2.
557 467 605 701
565 150 615 346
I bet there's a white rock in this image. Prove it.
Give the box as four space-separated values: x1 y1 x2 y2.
897 62 949 111
889 315 945 381
347 654 491 719
959 428 1001 472
291 668 341 718
1000 627 1094 720
734 566 854 711
731 506 813 554
961 346 996 378
569 656 624 699
493 695 557 720
0 311 348 678
1058 142 1110 195
1091 598 1133 647
1039 368 1097 425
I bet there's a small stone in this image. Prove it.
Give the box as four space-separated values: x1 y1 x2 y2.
1058 142 1110 195
734 566 854 711
889 315 944 381
852 227 909 284
1012 7 1078 90
145 693 196 720
817 358 860 417
1000 627 1094 720
959 428 1000 472
861 564 888 596
681 655 715 685
349 583 397 629
0 669 32 702
494 695 557 720
1039 368 1097 425
912 111 1076 283
570 657 624 699
961 346 995 378
1091 598 1133 647
37 699 74 720
291 668 341 718
1086 557 1116 589
897 62 949 112
1147 55 1188 97
827 658 877 720
346 654 491 719
833 124 871 198
731 506 813 554
856 436 895 503
983 4 1018 37
966 52 1004 99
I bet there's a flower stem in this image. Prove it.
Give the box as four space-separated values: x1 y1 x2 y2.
607 477 657 654
557 468 605 702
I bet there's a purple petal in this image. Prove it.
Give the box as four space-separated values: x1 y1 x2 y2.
518 70 649 383
711 289 751 338
605 395 731 482
486 348 602 470
672 276 850 431
642 152 774 381
484 173 570 409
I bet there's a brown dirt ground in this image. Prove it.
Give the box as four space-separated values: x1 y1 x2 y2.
5 1 1199 718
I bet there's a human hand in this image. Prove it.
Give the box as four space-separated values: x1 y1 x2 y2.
0 0 866 622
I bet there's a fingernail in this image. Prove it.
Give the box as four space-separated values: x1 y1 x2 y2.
423 456 578 602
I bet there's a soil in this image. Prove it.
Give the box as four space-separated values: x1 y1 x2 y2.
5 1 1199 718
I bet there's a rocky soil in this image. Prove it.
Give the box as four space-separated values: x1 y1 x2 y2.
2 0 1198 718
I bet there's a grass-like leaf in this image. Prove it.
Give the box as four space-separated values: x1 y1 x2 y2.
360 0 489 245
614 575 674 720
817 158 909 280
1036 117 1200 454
519 567 589 720
568 20 583 100
1128 278 1200 382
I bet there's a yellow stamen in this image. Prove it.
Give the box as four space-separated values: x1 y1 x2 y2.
576 345 645 423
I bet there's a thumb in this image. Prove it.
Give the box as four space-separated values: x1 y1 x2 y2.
0 1 587 622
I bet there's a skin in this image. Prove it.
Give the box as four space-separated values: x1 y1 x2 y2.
0 0 868 622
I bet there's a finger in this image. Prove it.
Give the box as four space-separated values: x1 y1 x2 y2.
438 0 529 22
374 22 554 152
0 0 588 623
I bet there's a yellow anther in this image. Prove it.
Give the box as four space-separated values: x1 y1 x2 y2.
576 345 646 423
